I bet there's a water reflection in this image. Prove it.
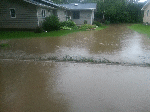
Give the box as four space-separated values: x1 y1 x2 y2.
0 60 69 112
0 24 150 64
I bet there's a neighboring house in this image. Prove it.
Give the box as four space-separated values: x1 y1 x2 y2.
142 1 150 24
60 3 97 25
0 0 97 29
0 0 60 29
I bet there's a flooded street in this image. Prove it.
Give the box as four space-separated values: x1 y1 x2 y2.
0 24 150 112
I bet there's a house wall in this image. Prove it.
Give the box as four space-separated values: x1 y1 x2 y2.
143 4 150 23
57 9 66 22
0 0 38 29
36 7 54 26
71 10 93 25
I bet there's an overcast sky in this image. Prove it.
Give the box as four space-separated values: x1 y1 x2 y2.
138 0 147 2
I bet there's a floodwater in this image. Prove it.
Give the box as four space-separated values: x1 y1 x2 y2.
0 24 150 112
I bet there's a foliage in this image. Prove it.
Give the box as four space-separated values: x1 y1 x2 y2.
93 21 102 27
95 0 145 23
84 20 87 24
34 26 43 33
0 30 80 39
104 20 110 25
60 20 76 28
61 26 72 30
42 15 60 32
128 24 150 37
80 24 96 30
95 25 108 31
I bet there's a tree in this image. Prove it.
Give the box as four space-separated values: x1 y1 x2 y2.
95 0 144 23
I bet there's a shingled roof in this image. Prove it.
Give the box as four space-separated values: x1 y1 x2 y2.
60 3 97 10
23 0 60 9
141 1 150 10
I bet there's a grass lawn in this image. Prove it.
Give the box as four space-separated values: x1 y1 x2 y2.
128 24 150 38
0 30 81 40
95 25 108 31
0 25 107 40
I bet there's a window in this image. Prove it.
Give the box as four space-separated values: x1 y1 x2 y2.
42 9 46 17
10 9 16 18
73 11 80 19
147 10 149 17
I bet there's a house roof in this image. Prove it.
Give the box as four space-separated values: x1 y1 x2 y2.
141 1 150 10
23 0 60 9
60 3 97 10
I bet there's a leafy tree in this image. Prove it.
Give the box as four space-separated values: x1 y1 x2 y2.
95 0 144 23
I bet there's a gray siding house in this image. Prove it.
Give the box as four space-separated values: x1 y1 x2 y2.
142 1 150 24
0 0 59 29
60 3 97 25
0 0 97 29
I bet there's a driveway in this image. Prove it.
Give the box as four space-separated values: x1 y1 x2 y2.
0 24 150 112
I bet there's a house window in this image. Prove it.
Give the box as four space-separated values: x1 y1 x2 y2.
147 10 149 17
42 9 46 17
73 11 80 19
10 9 16 18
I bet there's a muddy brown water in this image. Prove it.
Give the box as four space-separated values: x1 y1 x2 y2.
0 24 150 112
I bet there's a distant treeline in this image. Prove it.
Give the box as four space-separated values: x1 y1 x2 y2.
52 0 146 23
95 0 145 23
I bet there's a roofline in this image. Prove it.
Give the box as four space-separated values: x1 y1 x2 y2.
141 1 150 10
23 0 57 9
65 9 96 10
60 3 97 10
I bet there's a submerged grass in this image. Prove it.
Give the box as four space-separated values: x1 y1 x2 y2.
128 24 150 38
0 43 10 49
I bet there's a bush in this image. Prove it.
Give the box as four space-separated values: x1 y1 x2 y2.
104 20 110 25
84 20 87 24
93 21 102 27
42 15 60 32
61 26 72 30
34 26 43 33
80 24 96 30
60 20 76 28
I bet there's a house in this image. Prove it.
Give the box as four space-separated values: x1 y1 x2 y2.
0 0 97 29
0 0 60 29
142 0 150 24
59 3 97 25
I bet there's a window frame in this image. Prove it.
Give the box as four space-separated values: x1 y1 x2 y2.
147 10 149 17
42 9 46 18
72 11 80 19
10 8 16 18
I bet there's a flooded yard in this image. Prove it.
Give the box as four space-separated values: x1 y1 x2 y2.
0 24 150 112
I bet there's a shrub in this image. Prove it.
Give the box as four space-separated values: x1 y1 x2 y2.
92 21 102 27
80 24 96 30
61 26 72 30
34 26 43 33
42 15 60 32
60 20 76 28
84 20 87 24
104 20 110 25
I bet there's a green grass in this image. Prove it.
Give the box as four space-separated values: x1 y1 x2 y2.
128 24 150 38
0 26 107 40
95 25 108 31
0 30 81 40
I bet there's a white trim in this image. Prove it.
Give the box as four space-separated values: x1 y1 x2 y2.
42 9 46 18
9 8 16 18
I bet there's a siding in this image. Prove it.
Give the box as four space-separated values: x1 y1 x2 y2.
37 7 54 26
57 9 66 22
143 5 150 23
0 0 38 29
71 10 93 25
